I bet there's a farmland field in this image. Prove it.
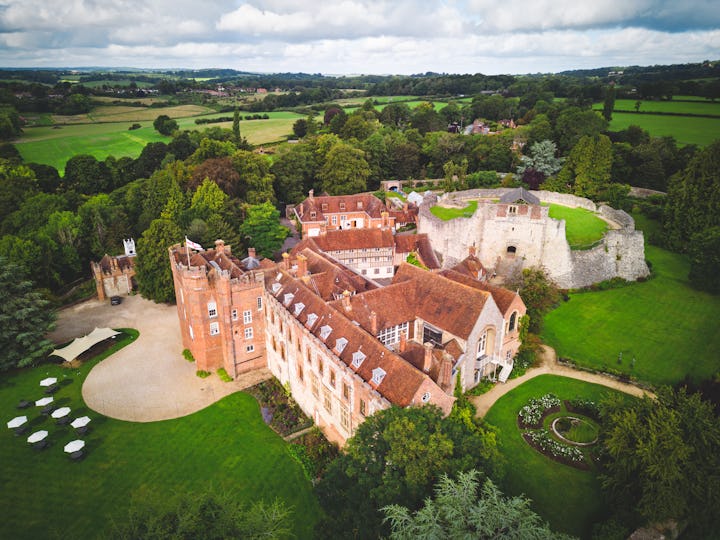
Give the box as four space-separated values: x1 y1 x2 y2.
604 112 720 146
54 104 213 124
594 98 720 116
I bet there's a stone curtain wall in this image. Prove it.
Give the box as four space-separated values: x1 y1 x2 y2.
419 189 649 289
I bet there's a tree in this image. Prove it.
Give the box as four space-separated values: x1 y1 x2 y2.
232 108 240 143
110 488 292 540
517 140 564 189
601 388 720 536
410 102 444 134
272 143 317 204
239 202 288 258
383 471 574 540
189 157 240 195
134 141 170 180
0 257 55 371
506 267 561 333
555 134 613 199
292 118 308 138
153 114 178 136
602 85 616 121
63 154 113 194
77 194 130 259
318 142 370 195
231 150 276 204
554 107 608 154
136 218 182 303
688 226 720 294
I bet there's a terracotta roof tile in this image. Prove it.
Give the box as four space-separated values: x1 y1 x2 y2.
295 193 387 223
440 268 521 314
312 228 394 251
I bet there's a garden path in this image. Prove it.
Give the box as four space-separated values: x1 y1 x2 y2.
49 295 271 422
469 345 655 417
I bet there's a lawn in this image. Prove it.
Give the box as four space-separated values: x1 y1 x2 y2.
484 375 633 539
548 204 608 248
0 330 320 539
593 99 720 116
542 244 720 386
430 200 478 220
604 112 720 147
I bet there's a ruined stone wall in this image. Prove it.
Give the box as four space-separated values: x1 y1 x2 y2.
419 189 649 288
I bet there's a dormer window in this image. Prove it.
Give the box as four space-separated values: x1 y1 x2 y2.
321 203 328 211
306 313 318 328
335 337 348 354
351 350 366 369
275 273 282 281
320 325 332 341
310 211 316 219
283 293 294 306
339 202 346 210
271 283 281 294
371 367 386 385
357 201 363 209
294 302 305 316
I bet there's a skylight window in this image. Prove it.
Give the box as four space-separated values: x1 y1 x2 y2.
306 313 318 328
335 337 348 354
319 325 332 341
294 302 305 316
283 293 294 306
351 350 366 369
271 283 281 294
371 367 386 385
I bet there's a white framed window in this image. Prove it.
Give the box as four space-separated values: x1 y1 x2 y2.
339 405 350 431
371 367 386 385
351 350 366 369
306 313 318 328
508 205 517 214
331 216 338 226
293 303 305 316
231 309 238 321
319 325 332 341
283 293 294 306
323 388 332 413
209 322 220 336
257 297 263 310
207 302 217 318
335 337 348 354
478 331 487 357
243 310 252 324
508 311 518 332
246 344 255 353
421 392 431 403
244 327 253 340
377 322 408 348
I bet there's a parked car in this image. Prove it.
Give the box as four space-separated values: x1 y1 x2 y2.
110 296 122 306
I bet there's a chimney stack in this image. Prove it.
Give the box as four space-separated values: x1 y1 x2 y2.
282 252 290 270
308 189 314 201
469 245 476 257
370 310 378 335
214 239 225 254
399 333 407 353
438 353 453 392
248 247 256 259
341 290 352 311
423 342 434 372
297 253 307 277
381 211 389 229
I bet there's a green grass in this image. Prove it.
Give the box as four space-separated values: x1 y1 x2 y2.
548 204 608 248
554 416 599 444
594 99 720 116
0 329 319 539
605 112 720 147
484 375 632 539
542 244 720 386
430 200 478 220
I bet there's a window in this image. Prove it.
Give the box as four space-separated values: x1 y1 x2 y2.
189 325 194 340
246 344 255 353
478 331 487 357
421 392 431 403
297 362 304 381
294 302 305 316
321 203 328 211
310 211 316 219
331 216 337 226
343 383 350 401
508 311 517 332
319 361 324 377
422 324 442 346
508 205 517 214
307 313 318 328
377 322 408 348
371 367 386 385
329 370 336 387
257 297 262 310
323 388 332 413
374 268 380 274
311 374 319 398
244 327 253 340
335 337 348 354
319 325 332 341
271 282 281 294
231 309 238 321
243 310 252 324
506 350 512 361
207 302 217 318
339 405 350 431
283 293 294 306
339 202 346 210
351 350 366 369
357 201 363 209
359 399 366 416
210 322 220 336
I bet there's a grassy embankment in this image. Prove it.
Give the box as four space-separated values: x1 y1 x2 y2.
484 375 634 539
548 204 608 248
0 330 319 539
429 200 478 220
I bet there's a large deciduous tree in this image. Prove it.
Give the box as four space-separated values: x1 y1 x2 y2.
688 226 720 294
318 142 370 195
152 114 178 136
507 267 561 333
383 470 574 540
0 257 55 371
239 202 288 258
63 154 113 195
136 218 182 303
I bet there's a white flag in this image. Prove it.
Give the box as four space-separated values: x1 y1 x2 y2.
185 237 204 251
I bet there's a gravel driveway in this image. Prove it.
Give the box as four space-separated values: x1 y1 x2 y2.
49 295 270 422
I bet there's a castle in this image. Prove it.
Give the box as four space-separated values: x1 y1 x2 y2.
169 196 525 444
91 239 137 301
418 188 650 289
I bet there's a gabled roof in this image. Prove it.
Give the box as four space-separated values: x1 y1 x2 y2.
450 254 486 280
312 228 394 252
295 193 387 223
394 234 440 270
440 268 522 315
499 187 540 205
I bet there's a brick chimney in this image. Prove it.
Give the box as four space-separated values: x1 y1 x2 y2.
341 290 352 311
248 247 256 259
469 245 476 257
381 211 389 229
308 189 314 202
423 342 433 372
438 353 453 392
297 253 307 277
370 310 378 335
282 252 290 270
215 239 225 254
399 333 407 353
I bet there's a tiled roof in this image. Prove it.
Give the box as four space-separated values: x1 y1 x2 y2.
450 255 486 279
312 228 394 251
440 268 521 314
266 267 429 407
499 187 540 205
295 193 387 223
394 234 440 270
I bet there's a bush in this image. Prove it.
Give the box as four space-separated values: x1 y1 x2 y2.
518 393 561 426
128 123 141 130
217 368 232 382
182 349 195 362
196 370 211 378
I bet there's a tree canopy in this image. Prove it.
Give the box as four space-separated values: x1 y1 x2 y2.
136 218 182 303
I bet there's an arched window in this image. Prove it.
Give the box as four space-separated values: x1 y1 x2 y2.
509 311 518 332
507 246 517 254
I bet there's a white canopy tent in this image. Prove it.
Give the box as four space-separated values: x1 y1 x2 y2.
50 328 120 363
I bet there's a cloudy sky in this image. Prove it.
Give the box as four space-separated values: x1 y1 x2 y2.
0 0 718 75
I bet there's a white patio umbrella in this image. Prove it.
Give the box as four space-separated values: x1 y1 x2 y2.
51 407 71 419
39 377 58 387
7 416 28 429
71 416 91 429
27 430 48 444
64 440 85 453
35 397 53 407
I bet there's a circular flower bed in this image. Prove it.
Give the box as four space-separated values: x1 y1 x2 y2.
518 395 601 470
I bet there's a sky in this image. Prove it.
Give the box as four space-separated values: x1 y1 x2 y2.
0 0 718 75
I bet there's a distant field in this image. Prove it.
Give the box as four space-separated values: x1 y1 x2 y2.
594 99 720 116
92 96 173 106
53 104 213 124
605 112 720 146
